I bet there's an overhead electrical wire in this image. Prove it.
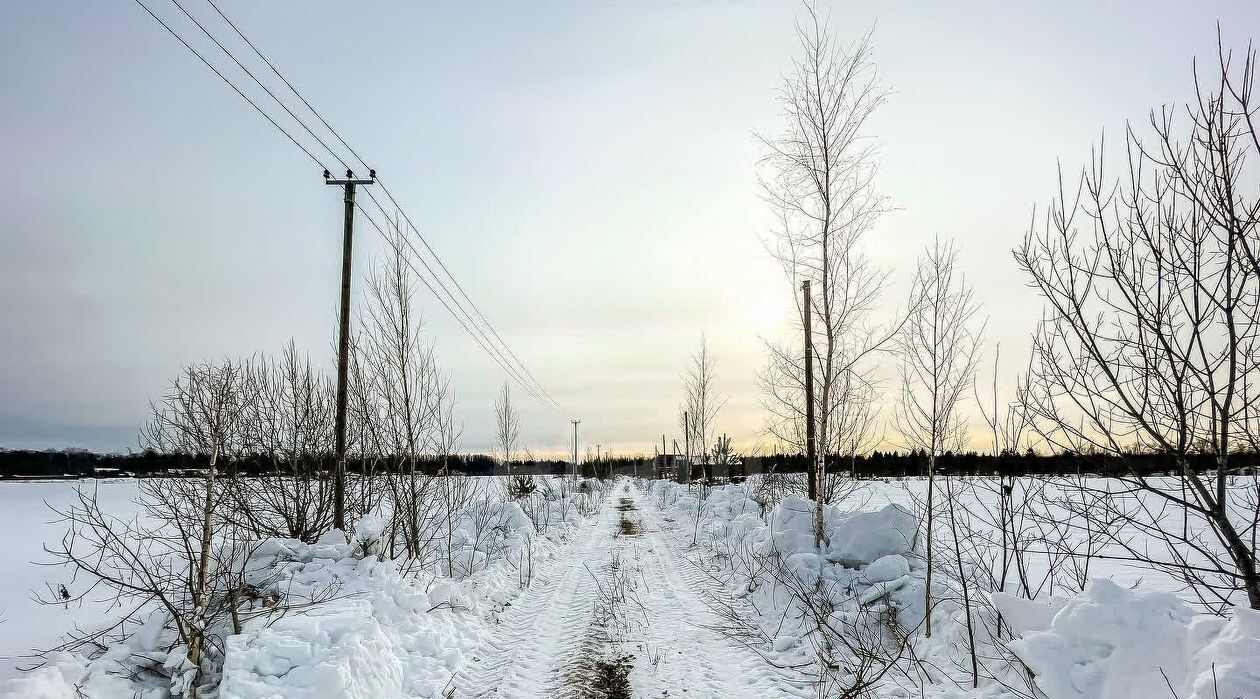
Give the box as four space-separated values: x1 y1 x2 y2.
198 0 562 412
133 0 563 413
133 0 330 172
351 203 554 409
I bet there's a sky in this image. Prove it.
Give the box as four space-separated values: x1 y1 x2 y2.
2 1 1258 457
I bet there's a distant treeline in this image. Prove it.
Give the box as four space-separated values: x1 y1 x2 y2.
0 449 571 480
595 449 1260 480
2 448 1257 481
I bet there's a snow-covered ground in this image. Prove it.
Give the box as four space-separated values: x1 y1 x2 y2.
646 477 1260 699
0 480 144 684
2 477 1258 699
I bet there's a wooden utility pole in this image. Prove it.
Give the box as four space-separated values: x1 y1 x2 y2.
803 279 816 502
326 168 374 532
571 419 580 480
684 411 691 484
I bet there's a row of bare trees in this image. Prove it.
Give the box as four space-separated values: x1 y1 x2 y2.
759 10 1260 668
38 221 554 696
750 15 1260 699
1014 33 1260 611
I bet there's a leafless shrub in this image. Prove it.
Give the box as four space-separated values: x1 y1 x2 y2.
1015 36 1260 610
37 361 276 697
226 342 337 543
356 221 459 568
894 238 986 638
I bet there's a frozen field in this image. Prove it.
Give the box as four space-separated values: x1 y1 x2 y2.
0 476 1256 699
0 480 144 684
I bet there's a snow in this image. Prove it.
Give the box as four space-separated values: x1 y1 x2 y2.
648 477 1260 699
2 476 1259 699
0 480 145 685
824 503 919 566
997 579 1260 699
863 554 911 583
219 494 582 699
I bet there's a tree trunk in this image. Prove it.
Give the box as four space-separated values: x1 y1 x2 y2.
188 441 219 699
925 450 935 638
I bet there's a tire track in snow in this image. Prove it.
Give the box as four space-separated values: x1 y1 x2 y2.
625 483 814 699
449 494 617 698
452 482 814 699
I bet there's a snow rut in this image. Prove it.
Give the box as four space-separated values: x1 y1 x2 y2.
449 493 615 698
451 482 814 699
625 484 814 699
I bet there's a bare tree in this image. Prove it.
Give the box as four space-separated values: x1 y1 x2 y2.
894 237 986 638
757 6 900 509
680 334 726 483
359 221 454 565
971 343 1037 615
1016 36 1260 611
140 360 249 696
38 360 258 696
434 380 467 575
228 341 337 542
495 381 521 479
828 366 883 486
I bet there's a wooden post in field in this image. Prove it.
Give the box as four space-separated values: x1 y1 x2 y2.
326 168 375 532
803 280 816 502
684 411 691 484
571 419 580 480
804 280 824 548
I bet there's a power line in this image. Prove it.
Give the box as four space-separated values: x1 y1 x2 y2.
203 0 369 167
367 184 563 410
199 0 562 411
167 0 353 173
351 202 556 409
356 187 563 411
133 0 330 171
136 0 562 412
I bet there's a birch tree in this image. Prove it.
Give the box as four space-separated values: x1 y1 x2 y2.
359 221 455 565
757 6 898 506
894 237 986 638
495 381 521 479
140 359 248 697
680 334 725 483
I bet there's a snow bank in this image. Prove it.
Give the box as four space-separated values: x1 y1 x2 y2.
221 539 467 699
644 477 1260 699
996 579 1260 699
2 479 596 699
222 498 575 699
766 496 917 565
0 654 135 699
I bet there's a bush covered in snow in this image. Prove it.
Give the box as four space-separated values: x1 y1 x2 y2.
642 477 1260 699
3 476 604 699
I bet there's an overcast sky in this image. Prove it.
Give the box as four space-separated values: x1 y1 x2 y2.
2 1 1257 456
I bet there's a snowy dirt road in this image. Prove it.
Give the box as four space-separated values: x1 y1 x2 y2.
449 481 811 699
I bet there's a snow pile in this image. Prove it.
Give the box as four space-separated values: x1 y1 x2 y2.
3 479 597 699
645 480 938 661
644 477 1260 699
0 653 136 699
996 579 1260 699
221 499 582 699
767 494 917 566
221 536 472 699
